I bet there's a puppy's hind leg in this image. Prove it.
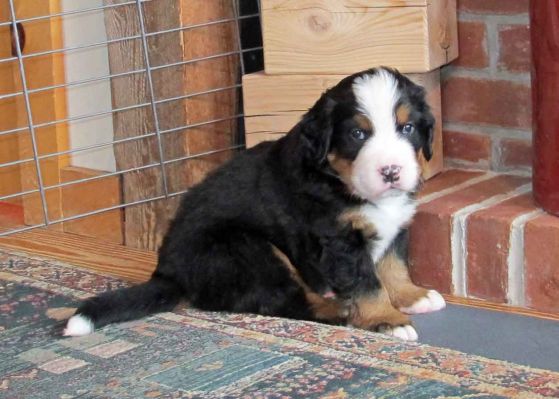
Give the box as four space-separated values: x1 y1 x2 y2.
272 246 349 324
191 232 346 323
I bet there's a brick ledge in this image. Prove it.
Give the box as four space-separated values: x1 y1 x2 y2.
410 169 559 315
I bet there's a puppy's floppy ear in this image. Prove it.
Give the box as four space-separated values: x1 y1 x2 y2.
399 74 436 162
299 94 337 164
421 112 435 161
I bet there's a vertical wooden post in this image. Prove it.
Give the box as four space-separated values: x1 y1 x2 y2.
104 0 185 250
104 0 239 249
179 0 239 186
0 3 21 204
15 0 69 228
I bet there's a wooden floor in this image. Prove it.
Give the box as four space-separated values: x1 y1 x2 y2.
1 227 558 322
0 228 156 282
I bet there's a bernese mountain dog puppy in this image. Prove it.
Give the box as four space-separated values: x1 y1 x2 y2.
64 67 446 341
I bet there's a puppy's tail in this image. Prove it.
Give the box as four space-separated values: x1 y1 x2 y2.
63 276 182 337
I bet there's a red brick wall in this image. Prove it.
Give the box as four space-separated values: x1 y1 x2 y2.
442 0 532 173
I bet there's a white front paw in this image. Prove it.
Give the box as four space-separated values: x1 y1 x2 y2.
400 290 446 315
378 324 418 342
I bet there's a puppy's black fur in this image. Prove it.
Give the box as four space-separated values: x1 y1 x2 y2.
71 68 434 330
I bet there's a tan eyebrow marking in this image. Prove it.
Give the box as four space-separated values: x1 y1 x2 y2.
396 104 411 125
353 114 372 131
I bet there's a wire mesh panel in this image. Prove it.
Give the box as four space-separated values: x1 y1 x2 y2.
0 0 262 249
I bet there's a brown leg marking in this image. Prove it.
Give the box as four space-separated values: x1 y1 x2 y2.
271 245 348 322
376 251 429 309
338 209 377 239
349 286 411 330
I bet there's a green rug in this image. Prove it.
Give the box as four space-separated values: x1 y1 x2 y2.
1 248 558 398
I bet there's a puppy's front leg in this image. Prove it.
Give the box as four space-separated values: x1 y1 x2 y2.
377 231 446 315
347 276 418 342
377 251 445 315
329 212 418 341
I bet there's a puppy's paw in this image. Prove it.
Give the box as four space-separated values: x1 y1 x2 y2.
378 324 418 342
399 290 446 315
307 292 350 323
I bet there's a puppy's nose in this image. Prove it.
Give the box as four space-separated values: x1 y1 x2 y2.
380 165 401 183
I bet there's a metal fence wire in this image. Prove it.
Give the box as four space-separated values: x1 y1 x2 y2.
0 0 263 239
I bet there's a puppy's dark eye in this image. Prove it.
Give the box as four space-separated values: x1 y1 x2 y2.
350 128 367 141
401 123 415 135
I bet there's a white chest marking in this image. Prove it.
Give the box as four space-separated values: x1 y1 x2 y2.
359 192 417 262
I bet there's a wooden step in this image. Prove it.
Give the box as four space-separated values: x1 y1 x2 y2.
242 70 444 179
261 0 458 74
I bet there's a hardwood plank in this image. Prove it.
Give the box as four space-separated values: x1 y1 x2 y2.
0 229 156 282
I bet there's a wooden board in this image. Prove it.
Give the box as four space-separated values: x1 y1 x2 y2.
10 0 69 226
104 0 240 250
427 0 459 70
104 0 185 250
60 166 123 244
261 0 458 74
179 0 239 188
0 201 24 233
242 70 443 179
0 228 155 282
0 2 22 205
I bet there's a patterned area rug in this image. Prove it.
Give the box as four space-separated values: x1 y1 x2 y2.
1 249 559 399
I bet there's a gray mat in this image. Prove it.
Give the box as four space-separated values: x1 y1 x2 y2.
412 303 559 371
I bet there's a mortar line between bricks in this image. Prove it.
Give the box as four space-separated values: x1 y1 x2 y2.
491 136 503 171
441 66 532 84
444 158 491 171
496 166 532 176
443 159 532 176
450 183 532 297
485 17 500 76
418 172 496 204
507 209 545 307
442 122 533 140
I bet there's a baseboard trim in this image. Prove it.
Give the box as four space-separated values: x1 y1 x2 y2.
443 295 559 322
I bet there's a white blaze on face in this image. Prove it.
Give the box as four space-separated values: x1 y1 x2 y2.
350 70 420 202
